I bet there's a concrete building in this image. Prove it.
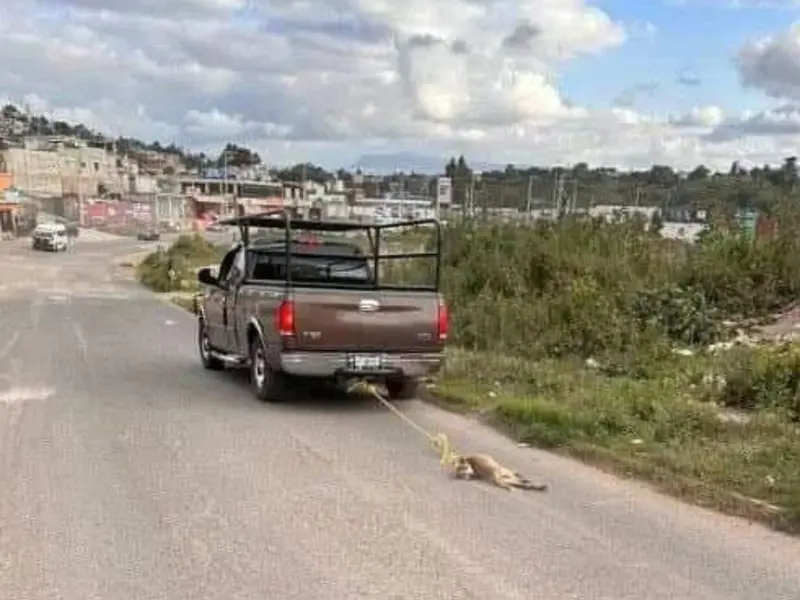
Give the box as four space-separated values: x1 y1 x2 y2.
348 193 436 222
180 176 285 220
1 137 134 197
81 193 191 230
0 187 37 237
178 175 356 224
135 150 183 174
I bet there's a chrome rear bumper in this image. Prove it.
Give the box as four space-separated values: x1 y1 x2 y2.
279 351 444 378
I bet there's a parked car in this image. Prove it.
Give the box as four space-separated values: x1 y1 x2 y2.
31 222 69 252
137 229 161 241
193 211 448 402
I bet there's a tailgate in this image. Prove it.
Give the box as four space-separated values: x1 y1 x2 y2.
290 288 441 353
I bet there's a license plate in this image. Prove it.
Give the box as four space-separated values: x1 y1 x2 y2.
348 354 383 371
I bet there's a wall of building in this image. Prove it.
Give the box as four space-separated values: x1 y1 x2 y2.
2 146 130 197
131 174 159 194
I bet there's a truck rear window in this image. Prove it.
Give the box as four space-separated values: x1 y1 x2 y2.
248 250 374 285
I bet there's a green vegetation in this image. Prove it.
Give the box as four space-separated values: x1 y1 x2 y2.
427 211 800 533
438 212 800 362
137 234 224 293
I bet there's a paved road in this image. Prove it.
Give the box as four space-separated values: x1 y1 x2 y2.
1 233 799 600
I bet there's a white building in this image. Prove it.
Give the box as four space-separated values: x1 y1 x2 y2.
349 193 437 222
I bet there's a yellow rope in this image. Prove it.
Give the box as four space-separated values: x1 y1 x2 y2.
348 380 550 493
346 380 460 467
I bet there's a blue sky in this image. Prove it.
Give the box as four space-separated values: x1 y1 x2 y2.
561 1 795 115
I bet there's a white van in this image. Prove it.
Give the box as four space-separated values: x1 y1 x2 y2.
32 222 68 252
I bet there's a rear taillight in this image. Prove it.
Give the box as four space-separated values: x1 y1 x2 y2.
276 300 295 337
437 298 449 341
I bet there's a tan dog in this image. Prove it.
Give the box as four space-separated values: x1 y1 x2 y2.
432 433 548 492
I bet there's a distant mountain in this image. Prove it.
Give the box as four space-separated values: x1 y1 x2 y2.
352 152 507 175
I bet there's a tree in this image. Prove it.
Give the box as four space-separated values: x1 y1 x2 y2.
688 165 710 181
273 163 331 183
646 165 677 187
1 104 19 119
781 156 798 190
217 143 261 168
445 157 457 178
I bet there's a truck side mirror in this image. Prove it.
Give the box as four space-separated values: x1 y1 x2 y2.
197 267 218 287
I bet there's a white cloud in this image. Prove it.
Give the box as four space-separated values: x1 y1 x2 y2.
0 0 799 170
737 22 800 99
183 109 293 140
671 105 725 128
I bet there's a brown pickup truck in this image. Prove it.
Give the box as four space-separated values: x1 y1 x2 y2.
193 211 448 402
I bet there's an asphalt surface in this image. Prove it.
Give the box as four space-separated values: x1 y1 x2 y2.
1 231 800 600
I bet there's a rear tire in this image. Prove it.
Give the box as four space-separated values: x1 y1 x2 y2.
249 335 288 403
198 318 223 370
386 377 418 401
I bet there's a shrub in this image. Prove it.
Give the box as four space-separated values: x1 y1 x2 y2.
435 217 683 363
682 207 800 317
718 345 800 419
422 211 800 369
168 234 221 265
631 284 721 346
137 234 224 293
137 248 190 292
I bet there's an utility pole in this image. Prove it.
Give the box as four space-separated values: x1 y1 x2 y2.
468 173 474 216
78 144 85 227
24 103 32 194
552 169 568 219
571 177 578 214
301 162 308 218
469 172 479 217
223 150 230 217
525 174 534 219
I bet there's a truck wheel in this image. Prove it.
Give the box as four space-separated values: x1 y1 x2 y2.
198 318 223 371
249 335 287 403
386 377 418 401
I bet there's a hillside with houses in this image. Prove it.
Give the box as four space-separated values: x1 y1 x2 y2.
1 102 792 241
